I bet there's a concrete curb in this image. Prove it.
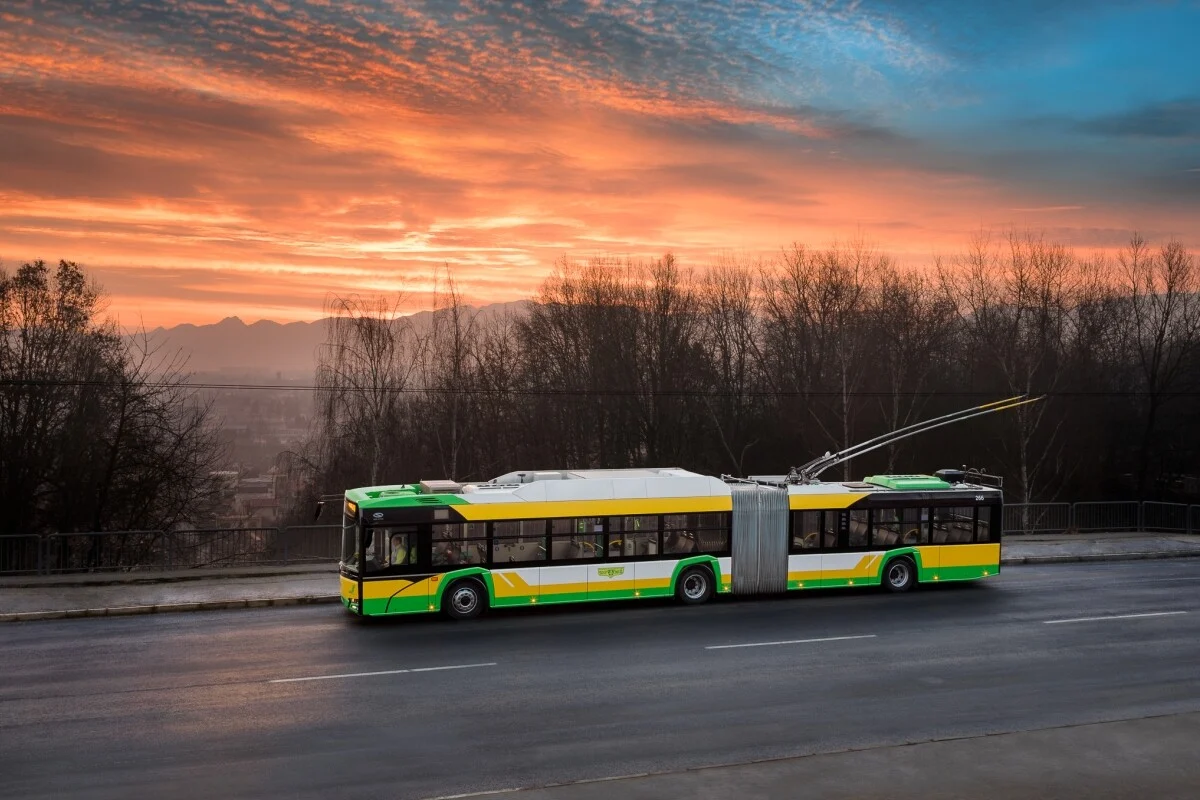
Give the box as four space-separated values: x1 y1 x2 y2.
0 594 340 623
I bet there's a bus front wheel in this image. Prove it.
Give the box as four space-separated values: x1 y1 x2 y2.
883 557 916 593
443 579 488 620
676 566 714 605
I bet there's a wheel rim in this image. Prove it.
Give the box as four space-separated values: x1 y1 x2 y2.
683 573 707 600
452 586 478 614
888 562 910 588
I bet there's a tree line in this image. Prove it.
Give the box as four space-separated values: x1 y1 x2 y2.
0 260 224 538
3 233 1195 541
294 232 1200 514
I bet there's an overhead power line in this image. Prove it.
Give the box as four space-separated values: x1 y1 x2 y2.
0 378 1192 398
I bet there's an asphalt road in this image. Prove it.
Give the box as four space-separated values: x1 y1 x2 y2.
2 560 1199 800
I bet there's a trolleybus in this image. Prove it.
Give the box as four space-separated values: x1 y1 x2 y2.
335 397 1032 619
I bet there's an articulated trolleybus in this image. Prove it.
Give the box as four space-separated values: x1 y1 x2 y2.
337 397 1037 619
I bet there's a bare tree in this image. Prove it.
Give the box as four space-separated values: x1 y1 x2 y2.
314 293 425 488
698 257 762 473
1120 235 1200 495
943 232 1077 502
425 270 480 480
0 259 223 542
872 264 956 471
760 241 876 477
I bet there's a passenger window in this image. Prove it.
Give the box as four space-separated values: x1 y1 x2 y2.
871 509 901 548
934 507 975 543
665 513 729 553
491 520 547 563
848 510 868 547
609 516 657 557
977 506 997 542
627 531 658 557
899 508 928 544
610 515 656 532
663 529 700 554
792 511 822 551
550 534 603 559
695 528 729 553
432 523 485 567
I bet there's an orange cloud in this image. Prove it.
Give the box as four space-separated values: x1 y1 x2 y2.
0 1 1195 328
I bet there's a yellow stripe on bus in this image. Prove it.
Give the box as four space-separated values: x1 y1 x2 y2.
788 493 867 511
455 496 732 521
341 576 435 601
936 543 1000 567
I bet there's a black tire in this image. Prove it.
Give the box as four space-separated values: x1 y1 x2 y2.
676 566 714 605
443 579 488 620
883 556 917 593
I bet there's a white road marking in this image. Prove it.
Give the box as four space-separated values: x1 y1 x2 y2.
705 634 877 650
268 662 497 684
1043 611 1189 625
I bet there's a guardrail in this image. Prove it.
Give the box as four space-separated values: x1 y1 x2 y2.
2 525 342 576
1003 501 1200 535
0 534 42 575
1002 503 1072 535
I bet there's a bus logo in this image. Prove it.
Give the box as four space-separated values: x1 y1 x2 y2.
596 567 625 578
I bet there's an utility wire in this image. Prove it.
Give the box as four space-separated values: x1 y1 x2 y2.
0 378 1191 398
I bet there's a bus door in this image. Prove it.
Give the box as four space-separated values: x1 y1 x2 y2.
363 523 434 614
819 510 861 587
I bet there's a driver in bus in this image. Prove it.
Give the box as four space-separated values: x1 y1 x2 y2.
389 533 411 567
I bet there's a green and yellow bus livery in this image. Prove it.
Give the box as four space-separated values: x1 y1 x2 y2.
338 467 1003 620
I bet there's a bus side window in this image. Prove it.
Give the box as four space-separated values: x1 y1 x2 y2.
934 507 975 543
900 507 927 544
792 511 822 551
977 506 999 543
848 510 868 548
871 509 900 548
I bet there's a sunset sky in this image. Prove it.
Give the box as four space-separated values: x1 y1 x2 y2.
2 0 1198 328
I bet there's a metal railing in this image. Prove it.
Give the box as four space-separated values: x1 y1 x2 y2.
46 530 167 574
1003 500 1200 535
1073 501 1141 533
0 534 42 575
1142 502 1191 533
2 525 343 576
1002 503 1071 535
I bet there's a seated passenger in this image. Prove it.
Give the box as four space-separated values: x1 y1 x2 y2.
434 542 462 566
664 531 698 554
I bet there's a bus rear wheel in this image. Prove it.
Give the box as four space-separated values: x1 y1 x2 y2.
676 566 714 605
443 579 487 620
883 557 916 593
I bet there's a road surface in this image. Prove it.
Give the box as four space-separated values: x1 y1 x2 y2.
2 560 1199 799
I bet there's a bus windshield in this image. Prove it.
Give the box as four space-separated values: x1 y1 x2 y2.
341 511 358 571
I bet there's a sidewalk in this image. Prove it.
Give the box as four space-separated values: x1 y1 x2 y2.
1001 531 1200 563
3 533 1198 622
0 564 340 621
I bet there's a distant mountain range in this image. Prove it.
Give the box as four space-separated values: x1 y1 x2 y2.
143 301 529 380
